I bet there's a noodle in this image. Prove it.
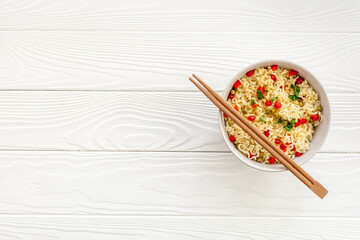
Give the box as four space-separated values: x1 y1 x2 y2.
225 66 322 164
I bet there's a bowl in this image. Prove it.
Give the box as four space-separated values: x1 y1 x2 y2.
218 60 330 172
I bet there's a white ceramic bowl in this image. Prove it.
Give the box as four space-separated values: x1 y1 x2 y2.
219 60 330 171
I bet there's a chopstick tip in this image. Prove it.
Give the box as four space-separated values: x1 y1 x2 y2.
311 181 328 199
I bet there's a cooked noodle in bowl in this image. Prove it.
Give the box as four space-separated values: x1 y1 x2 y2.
219 60 330 171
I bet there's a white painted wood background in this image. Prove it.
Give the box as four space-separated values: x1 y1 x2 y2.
0 0 359 239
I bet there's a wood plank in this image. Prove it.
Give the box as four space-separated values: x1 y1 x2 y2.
0 91 357 152
0 216 358 240
0 151 358 216
0 0 359 32
0 32 359 92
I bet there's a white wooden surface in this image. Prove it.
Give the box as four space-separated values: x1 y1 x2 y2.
0 0 359 239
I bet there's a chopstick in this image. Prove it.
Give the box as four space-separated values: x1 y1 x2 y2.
189 74 328 199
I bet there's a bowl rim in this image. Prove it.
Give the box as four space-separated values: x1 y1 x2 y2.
218 60 331 172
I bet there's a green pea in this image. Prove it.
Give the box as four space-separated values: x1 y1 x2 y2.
305 116 310 122
264 86 269 92
298 101 304 107
256 157 262 162
317 106 322 111
231 89 236 95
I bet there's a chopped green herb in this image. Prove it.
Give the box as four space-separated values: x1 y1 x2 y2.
260 117 266 123
257 90 264 100
271 97 277 101
251 99 256 105
294 86 300 94
284 119 295 131
266 112 270 115
284 125 292 131
288 95 295 101
288 85 300 101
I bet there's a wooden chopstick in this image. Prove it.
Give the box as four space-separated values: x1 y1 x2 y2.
189 74 328 199
192 74 314 180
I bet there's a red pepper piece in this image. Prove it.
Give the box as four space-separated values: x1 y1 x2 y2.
271 65 278 71
270 74 277 81
295 152 303 157
257 86 264 94
268 157 276 164
229 94 234 100
233 80 241 89
311 114 319 121
264 130 270 137
299 118 307 124
280 144 287 152
252 103 257 108
223 113 228 118
229 135 236 142
275 139 281 145
296 77 304 85
246 69 254 77
265 100 272 106
234 105 239 111
248 115 255 121
274 102 282 109
289 69 298 76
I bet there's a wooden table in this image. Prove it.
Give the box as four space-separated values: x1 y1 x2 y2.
0 0 359 239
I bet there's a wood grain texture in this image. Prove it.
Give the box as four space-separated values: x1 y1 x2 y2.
0 0 359 32
0 216 358 240
0 32 359 91
0 91 357 152
0 151 358 216
0 0 359 238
